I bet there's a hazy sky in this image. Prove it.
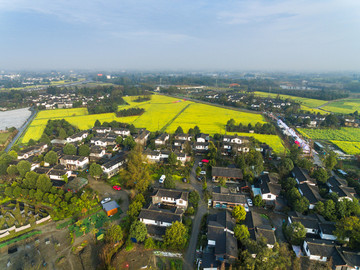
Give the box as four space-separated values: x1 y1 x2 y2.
0 0 359 71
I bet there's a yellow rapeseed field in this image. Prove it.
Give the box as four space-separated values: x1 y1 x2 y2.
22 94 285 152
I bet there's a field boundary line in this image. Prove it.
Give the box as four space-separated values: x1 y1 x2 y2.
160 103 192 133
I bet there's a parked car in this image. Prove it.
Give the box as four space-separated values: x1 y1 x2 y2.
198 162 203 167
200 171 206 175
208 199 212 206
101 197 111 204
197 177 202 181
159 175 166 184
112 185 121 191
182 178 187 183
247 198 253 207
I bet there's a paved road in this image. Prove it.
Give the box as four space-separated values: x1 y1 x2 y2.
5 108 37 152
184 156 206 270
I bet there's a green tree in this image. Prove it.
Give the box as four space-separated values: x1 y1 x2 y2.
280 177 297 191
193 126 200 135
207 141 217 161
325 151 337 171
334 216 360 248
127 201 143 219
323 199 336 221
89 163 103 180
286 222 306 245
7 165 18 176
94 120 101 127
174 126 184 134
78 144 90 156
289 145 302 164
164 175 176 189
105 224 123 243
123 136 136 150
168 152 178 166
195 167 201 176
218 177 227 187
63 144 77 155
234 224 250 242
279 158 294 176
44 151 58 165
36 174 52 193
115 136 123 145
13 186 22 198
144 238 157 249
5 187 13 197
232 205 246 222
40 134 51 145
312 168 328 184
164 221 188 250
34 189 44 201
314 201 325 215
129 220 147 242
17 160 31 178
253 194 264 207
189 190 200 208
59 128 67 139
8 150 18 159
122 145 151 192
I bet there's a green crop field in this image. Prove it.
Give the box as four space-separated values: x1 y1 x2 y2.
298 127 360 142
322 99 360 114
253 91 327 108
330 141 360 155
300 105 328 115
21 94 286 152
0 132 11 144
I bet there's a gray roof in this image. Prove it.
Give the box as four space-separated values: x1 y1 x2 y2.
212 167 243 179
319 222 336 235
290 216 319 231
139 209 182 224
255 174 281 196
207 211 236 232
102 153 126 169
145 224 167 237
255 225 276 245
298 183 322 204
212 188 246 204
102 200 120 212
292 166 314 184
152 189 188 201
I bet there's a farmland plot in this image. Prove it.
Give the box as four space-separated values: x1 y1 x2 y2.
331 141 360 155
298 127 360 142
322 99 360 114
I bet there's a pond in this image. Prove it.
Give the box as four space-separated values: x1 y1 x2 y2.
0 107 31 130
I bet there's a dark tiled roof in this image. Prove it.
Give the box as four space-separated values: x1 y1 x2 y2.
292 166 313 184
290 216 319 230
61 155 87 162
48 169 67 176
319 222 336 235
152 188 188 201
298 183 322 204
34 167 51 174
102 153 126 169
146 224 167 236
51 180 66 187
255 225 276 245
207 211 236 232
212 167 243 179
139 209 182 224
331 185 356 199
255 174 281 196
327 176 347 187
338 248 360 268
212 189 246 204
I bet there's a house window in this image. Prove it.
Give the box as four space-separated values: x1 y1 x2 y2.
267 195 272 199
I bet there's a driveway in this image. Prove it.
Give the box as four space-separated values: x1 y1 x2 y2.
87 176 129 217
183 156 207 270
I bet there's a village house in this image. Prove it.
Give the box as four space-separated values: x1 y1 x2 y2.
211 187 247 209
155 133 170 145
112 128 131 137
252 174 281 204
66 131 88 143
17 143 48 160
134 129 150 145
298 183 322 209
101 153 126 178
89 146 106 159
174 133 192 141
288 214 319 235
196 133 209 143
327 176 356 201
206 211 238 264
151 189 189 209
212 167 243 182
59 155 89 170
194 142 209 153
93 127 111 134
245 211 276 249
292 166 316 186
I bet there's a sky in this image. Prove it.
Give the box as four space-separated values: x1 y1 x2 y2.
0 0 360 71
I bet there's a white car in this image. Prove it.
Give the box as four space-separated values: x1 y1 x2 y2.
200 171 206 175
247 198 253 207
159 175 166 184
101 197 111 205
244 204 249 212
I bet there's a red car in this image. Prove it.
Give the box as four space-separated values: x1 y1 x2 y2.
112 185 121 191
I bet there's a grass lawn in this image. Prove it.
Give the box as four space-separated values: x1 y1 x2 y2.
298 127 360 142
253 91 327 108
0 132 11 144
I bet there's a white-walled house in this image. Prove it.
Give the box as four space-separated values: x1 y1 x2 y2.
151 189 189 209
60 155 89 170
66 131 88 143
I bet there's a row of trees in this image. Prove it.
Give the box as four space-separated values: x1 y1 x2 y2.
226 119 277 135
115 108 145 117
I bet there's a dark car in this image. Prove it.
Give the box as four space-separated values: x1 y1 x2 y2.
182 178 187 183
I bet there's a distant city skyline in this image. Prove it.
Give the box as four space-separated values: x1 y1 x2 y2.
0 0 360 71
